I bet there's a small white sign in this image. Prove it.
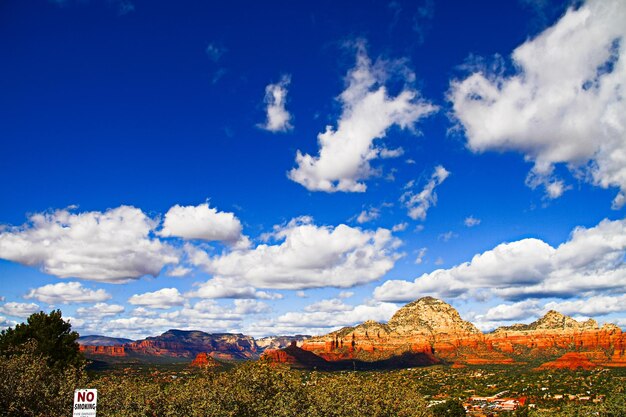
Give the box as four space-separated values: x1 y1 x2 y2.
73 389 97 417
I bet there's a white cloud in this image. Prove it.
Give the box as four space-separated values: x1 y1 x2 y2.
0 206 178 282
25 282 111 304
289 43 438 192
252 300 399 336
0 302 40 318
464 216 481 227
374 217 626 302
76 303 125 319
449 0 626 207
480 300 542 322
258 75 293 132
233 299 271 315
186 277 281 299
296 291 307 298
130 307 157 317
128 288 185 309
401 165 450 220
189 217 401 290
414 247 427 264
304 298 353 313
166 266 192 278
392 222 408 232
338 291 354 299
0 316 18 330
356 207 380 224
159 203 244 243
545 295 626 316
438 231 457 242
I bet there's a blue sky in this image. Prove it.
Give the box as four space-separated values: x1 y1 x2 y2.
1 0 625 339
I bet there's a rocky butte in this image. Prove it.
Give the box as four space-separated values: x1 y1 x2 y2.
264 297 626 369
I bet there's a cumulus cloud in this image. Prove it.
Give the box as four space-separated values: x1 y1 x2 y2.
247 300 399 336
159 203 244 244
401 165 450 220
0 206 178 282
545 295 626 316
449 0 626 206
464 216 481 227
76 303 125 318
233 299 271 315
189 217 401 290
186 277 281 300
304 298 353 313
289 43 438 192
128 288 185 309
25 282 111 304
392 222 408 232
414 247 427 264
166 266 192 278
374 217 626 302
0 302 40 318
99 298 273 339
479 300 542 322
356 207 380 224
258 75 293 132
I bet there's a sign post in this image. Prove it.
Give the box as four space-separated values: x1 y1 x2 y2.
73 389 97 417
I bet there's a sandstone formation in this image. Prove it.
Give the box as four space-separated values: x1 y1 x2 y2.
285 297 626 369
301 297 482 362
190 352 222 368
80 330 310 364
536 352 596 370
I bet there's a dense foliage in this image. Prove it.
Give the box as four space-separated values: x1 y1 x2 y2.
91 362 432 417
0 310 83 370
430 399 466 416
0 341 87 417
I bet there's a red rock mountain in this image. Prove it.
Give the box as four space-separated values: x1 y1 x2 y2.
265 297 626 369
80 330 308 363
190 352 222 368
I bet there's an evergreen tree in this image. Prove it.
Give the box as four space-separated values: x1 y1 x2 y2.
0 309 83 369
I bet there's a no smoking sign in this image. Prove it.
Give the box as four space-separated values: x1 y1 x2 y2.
73 389 97 417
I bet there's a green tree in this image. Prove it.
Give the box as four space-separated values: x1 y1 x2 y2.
0 341 87 417
0 309 83 370
430 399 466 417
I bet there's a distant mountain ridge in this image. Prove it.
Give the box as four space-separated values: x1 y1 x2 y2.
80 330 309 363
78 335 134 346
264 297 626 370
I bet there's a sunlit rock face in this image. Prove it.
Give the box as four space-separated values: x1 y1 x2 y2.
190 352 221 368
299 297 626 369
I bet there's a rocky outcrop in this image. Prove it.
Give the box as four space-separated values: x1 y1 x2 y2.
536 352 597 370
262 342 331 369
297 297 626 369
262 341 441 370
190 352 222 368
255 335 310 350
79 344 127 356
301 297 482 362
486 314 626 367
